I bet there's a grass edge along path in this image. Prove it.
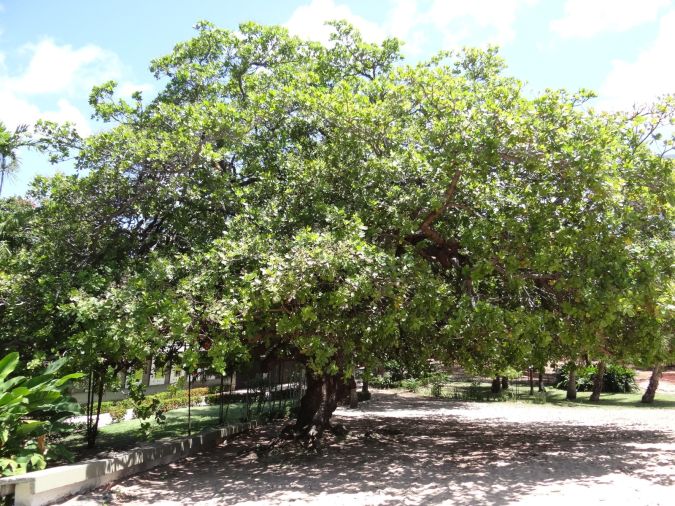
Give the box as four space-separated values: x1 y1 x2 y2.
399 382 675 409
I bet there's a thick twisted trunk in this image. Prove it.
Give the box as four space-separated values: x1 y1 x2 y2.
294 367 350 444
589 361 605 402
641 365 663 404
295 369 324 432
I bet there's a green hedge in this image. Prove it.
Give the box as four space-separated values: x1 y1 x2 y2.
96 387 213 421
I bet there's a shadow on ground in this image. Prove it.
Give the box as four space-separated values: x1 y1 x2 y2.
71 392 675 505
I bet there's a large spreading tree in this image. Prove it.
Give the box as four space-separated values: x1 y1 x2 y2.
1 21 673 440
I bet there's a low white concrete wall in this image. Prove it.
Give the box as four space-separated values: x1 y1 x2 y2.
0 421 257 506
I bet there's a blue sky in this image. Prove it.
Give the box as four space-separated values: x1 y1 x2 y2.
1 0 674 196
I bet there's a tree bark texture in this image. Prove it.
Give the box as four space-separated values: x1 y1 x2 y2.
538 369 544 392
641 364 663 404
295 367 350 441
501 376 509 390
589 361 605 402
566 366 577 400
361 379 371 400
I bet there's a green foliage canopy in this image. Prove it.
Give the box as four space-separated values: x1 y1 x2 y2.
1 21 673 391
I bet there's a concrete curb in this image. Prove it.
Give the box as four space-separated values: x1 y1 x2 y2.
0 421 258 506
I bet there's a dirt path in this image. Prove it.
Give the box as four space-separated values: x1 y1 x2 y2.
62 391 675 505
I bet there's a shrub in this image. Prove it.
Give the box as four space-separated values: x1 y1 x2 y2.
400 378 420 392
100 386 219 420
420 371 450 387
430 382 443 398
369 374 400 389
555 363 638 393
604 364 638 393
0 353 83 476
107 404 129 423
497 390 516 401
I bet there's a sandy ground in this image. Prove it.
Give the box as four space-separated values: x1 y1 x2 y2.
62 390 675 506
637 369 675 393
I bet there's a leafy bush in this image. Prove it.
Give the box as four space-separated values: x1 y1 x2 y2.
497 390 516 401
430 382 443 398
603 364 638 393
419 372 450 387
107 404 128 423
100 398 132 414
400 378 420 392
369 373 400 389
555 363 637 393
100 386 213 423
0 353 83 476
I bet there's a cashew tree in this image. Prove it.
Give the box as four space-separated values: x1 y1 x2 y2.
3 21 672 442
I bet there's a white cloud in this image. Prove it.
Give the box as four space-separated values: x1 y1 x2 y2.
598 9 675 110
551 0 671 38
285 0 386 44
0 38 153 136
285 0 538 54
424 0 539 48
0 89 92 136
7 38 122 96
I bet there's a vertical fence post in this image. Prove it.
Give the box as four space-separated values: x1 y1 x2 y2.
219 373 225 424
224 372 233 424
188 370 192 437
245 381 251 421
86 368 94 447
277 363 283 415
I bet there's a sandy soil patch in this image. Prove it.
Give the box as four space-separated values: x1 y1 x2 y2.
61 391 675 505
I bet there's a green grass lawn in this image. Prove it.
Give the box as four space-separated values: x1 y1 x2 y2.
540 389 675 408
65 400 296 460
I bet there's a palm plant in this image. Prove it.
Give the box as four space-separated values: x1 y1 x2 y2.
0 122 32 197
